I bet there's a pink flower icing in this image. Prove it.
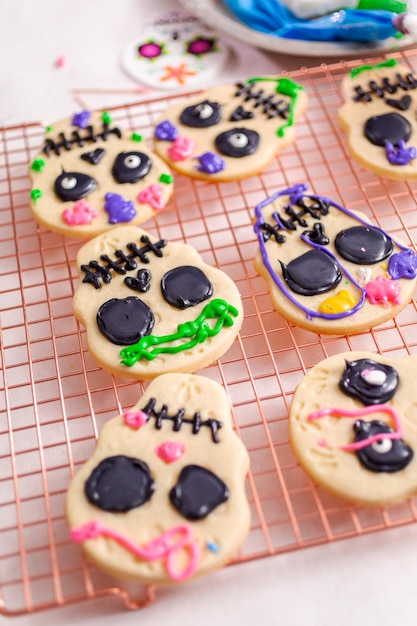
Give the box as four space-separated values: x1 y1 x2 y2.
167 136 195 161
155 441 186 463
62 200 98 225
365 275 401 306
138 183 164 210
123 410 148 429
70 520 200 581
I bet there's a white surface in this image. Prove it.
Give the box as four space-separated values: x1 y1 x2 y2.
180 0 415 57
2 1 417 625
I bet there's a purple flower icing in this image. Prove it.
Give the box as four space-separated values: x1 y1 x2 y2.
385 140 417 166
72 110 92 129
196 152 225 174
155 120 179 142
388 249 417 279
104 193 137 224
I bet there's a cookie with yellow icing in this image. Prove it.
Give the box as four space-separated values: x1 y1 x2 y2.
289 351 417 505
153 75 307 182
253 183 417 335
66 373 250 584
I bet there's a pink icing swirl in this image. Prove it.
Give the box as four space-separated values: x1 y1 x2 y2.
138 183 164 211
62 199 98 225
70 520 200 581
167 136 195 161
308 404 403 451
123 410 148 429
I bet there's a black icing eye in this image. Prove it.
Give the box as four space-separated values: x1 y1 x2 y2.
85 455 155 512
96 296 154 345
169 464 229 520
215 128 259 158
179 100 221 128
353 420 413 473
364 112 411 147
334 226 393 265
339 358 399 405
280 249 342 296
54 171 97 201
161 266 213 309
111 151 152 184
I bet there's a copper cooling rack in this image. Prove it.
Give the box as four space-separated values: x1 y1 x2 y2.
3 49 417 615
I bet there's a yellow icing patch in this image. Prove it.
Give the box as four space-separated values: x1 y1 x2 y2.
318 289 357 314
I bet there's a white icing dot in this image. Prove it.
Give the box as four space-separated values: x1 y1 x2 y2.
124 154 141 169
371 438 392 454
228 133 249 148
196 103 213 119
61 176 77 189
361 368 387 386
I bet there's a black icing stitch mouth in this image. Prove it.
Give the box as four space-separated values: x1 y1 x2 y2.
43 122 122 156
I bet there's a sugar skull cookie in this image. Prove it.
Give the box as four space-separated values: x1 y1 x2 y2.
338 58 417 180
253 183 417 335
289 351 417 505
153 75 307 182
66 373 250 584
29 111 174 238
72 225 243 379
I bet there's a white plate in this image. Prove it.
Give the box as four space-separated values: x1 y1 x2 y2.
179 0 414 57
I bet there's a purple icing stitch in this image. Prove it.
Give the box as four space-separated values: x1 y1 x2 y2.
104 192 137 224
385 140 417 166
388 249 417 279
196 152 225 174
72 110 92 129
253 184 414 322
155 120 179 142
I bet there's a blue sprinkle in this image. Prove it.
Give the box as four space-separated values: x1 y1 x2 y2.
206 541 220 553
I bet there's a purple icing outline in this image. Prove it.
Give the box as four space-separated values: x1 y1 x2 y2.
253 183 415 321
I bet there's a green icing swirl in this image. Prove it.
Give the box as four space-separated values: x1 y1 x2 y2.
247 76 304 138
349 58 398 79
120 298 239 366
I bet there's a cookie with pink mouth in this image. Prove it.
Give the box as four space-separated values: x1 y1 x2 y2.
66 373 250 584
289 351 417 506
153 75 307 182
29 110 173 238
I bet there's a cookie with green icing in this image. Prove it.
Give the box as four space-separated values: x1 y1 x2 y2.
153 76 307 182
339 59 417 180
30 110 173 238
73 225 243 379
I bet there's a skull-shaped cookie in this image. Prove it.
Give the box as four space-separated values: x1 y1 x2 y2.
66 373 250 584
253 183 417 335
153 75 307 182
72 225 243 379
29 111 174 238
289 351 417 506
338 58 417 180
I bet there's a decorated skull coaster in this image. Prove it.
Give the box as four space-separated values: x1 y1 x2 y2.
72 225 243 380
338 58 417 180
29 111 174 238
253 183 417 335
66 373 250 584
153 75 307 182
289 351 417 506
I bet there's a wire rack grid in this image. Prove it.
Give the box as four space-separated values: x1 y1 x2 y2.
2 49 417 616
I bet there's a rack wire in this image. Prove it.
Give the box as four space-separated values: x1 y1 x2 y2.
2 49 417 615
